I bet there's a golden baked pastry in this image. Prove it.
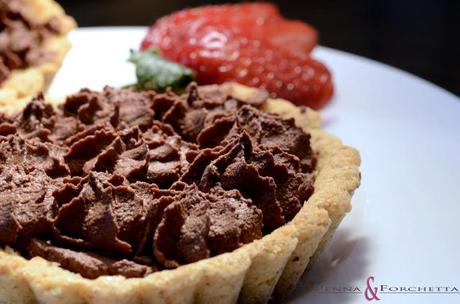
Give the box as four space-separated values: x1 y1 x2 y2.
0 0 75 115
0 83 360 304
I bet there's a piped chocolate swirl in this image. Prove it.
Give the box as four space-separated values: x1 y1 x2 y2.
0 0 64 83
0 84 316 278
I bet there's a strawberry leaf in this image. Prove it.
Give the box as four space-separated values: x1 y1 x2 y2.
129 49 195 92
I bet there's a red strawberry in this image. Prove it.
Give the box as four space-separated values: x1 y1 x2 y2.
141 3 333 109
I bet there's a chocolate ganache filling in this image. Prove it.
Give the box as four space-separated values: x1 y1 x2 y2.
0 0 63 83
0 84 316 278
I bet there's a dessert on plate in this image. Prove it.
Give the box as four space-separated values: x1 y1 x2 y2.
0 0 75 114
0 82 360 304
0 3 360 304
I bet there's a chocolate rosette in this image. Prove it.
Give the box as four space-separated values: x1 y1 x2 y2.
0 0 75 114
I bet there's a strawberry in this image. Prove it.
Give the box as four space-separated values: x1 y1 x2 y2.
141 3 333 109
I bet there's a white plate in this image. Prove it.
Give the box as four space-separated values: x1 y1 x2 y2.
49 27 460 304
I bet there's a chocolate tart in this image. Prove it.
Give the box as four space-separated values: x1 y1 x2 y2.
0 0 76 115
0 83 360 304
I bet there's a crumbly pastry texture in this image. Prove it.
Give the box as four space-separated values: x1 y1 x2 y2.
0 0 76 115
0 83 360 304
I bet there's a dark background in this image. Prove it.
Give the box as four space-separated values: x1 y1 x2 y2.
57 0 460 97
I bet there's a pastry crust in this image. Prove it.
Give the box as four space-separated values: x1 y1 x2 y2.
0 0 76 115
0 83 360 304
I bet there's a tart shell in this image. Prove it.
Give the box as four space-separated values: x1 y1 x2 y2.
0 0 76 115
0 84 361 304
